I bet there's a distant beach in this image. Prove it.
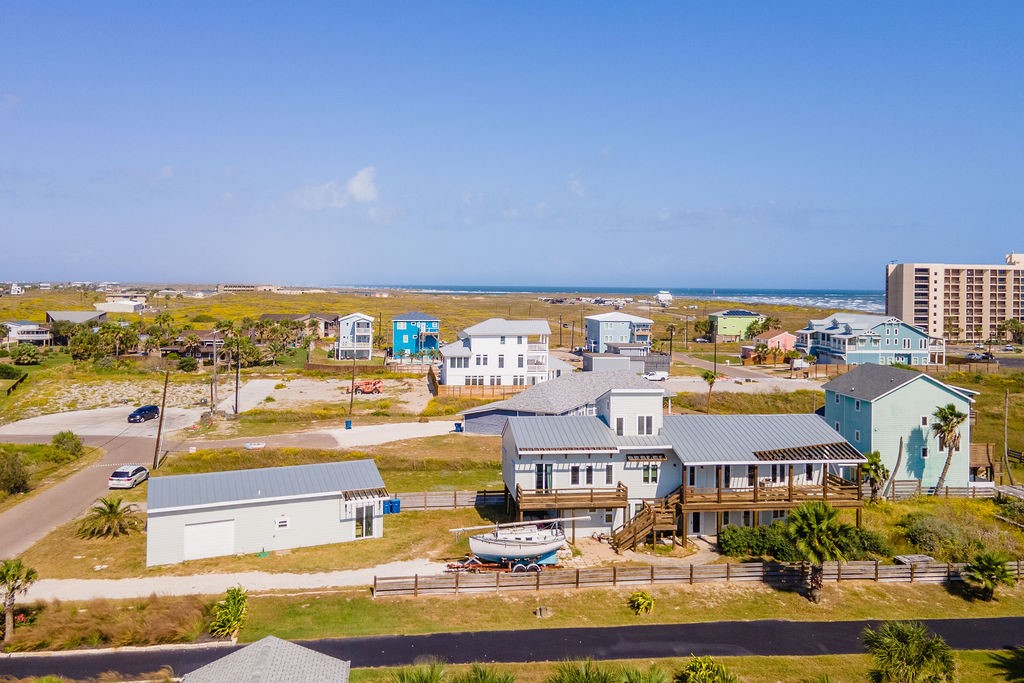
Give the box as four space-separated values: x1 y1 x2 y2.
334 285 885 314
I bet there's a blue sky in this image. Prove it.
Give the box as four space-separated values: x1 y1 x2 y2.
2 2 1022 289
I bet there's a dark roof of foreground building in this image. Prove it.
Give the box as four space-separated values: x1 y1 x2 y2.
182 636 350 683
821 364 975 403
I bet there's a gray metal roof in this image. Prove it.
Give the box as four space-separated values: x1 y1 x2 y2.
183 636 350 683
506 416 619 450
463 371 670 416
393 311 439 322
661 414 865 464
821 364 975 403
461 318 551 337
440 341 471 357
507 413 865 464
148 460 386 512
45 310 104 323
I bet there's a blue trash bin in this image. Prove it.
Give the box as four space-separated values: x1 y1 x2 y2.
382 499 392 515
345 419 352 430
454 422 463 433
391 497 401 513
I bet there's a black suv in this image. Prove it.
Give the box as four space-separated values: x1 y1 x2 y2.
128 405 160 423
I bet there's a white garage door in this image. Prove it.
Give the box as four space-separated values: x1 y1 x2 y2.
183 519 235 561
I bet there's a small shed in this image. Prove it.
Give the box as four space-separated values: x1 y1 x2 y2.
146 460 388 566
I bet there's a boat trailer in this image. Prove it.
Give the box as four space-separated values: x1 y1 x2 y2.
446 554 561 573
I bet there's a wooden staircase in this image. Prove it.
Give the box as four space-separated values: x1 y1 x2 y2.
610 502 676 552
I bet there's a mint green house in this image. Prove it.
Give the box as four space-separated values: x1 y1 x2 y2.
822 365 976 491
708 309 764 341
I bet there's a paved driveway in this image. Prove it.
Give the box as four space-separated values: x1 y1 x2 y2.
0 406 204 438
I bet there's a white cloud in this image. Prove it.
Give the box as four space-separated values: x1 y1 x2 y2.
657 208 672 222
0 94 21 111
346 166 378 203
290 166 379 211
567 174 586 197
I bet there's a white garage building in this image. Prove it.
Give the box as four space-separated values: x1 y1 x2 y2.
146 460 389 567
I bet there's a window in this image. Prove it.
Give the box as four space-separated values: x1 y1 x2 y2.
834 421 840 431
604 510 614 524
724 465 731 484
499 336 505 345
397 321 406 330
498 354 504 368
637 415 653 435
688 467 695 487
585 465 593 485
722 511 730 526
771 465 784 483
834 393 840 404
615 417 624 436
513 375 525 385
805 464 813 481
743 510 751 526
571 466 580 485
402 334 409 343
643 464 658 484
922 447 929 459
517 354 524 368
355 504 374 538
475 354 487 366
921 416 929 426
275 518 289 529
605 464 614 485
489 376 501 385
855 430 861 441
748 466 757 486
517 336 523 344
854 400 861 411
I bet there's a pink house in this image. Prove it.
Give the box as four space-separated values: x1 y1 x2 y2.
741 329 797 359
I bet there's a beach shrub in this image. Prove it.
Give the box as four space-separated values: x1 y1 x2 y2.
177 356 198 372
674 655 740 683
51 431 84 464
717 522 799 561
628 590 656 615
0 363 21 379
209 586 248 638
0 452 29 495
191 314 217 323
897 512 981 562
10 344 40 365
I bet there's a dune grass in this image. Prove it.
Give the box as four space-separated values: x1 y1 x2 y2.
0 443 106 515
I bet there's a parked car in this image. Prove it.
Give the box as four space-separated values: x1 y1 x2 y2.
643 371 669 381
108 465 149 489
128 405 160 422
1005 345 1019 352
966 352 984 361
694 338 709 343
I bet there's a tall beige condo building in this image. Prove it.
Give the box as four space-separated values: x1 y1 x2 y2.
886 253 1024 342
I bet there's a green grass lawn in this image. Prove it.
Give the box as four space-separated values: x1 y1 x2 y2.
242 581 1024 642
346 651 1021 683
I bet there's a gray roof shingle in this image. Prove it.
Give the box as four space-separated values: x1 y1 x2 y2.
148 460 386 512
462 371 671 416
183 636 350 683
821 364 974 403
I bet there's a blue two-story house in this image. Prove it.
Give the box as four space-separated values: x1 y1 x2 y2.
823 364 976 490
795 313 945 366
392 312 440 359
584 312 653 353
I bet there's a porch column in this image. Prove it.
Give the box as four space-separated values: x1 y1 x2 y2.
716 466 723 503
856 507 862 528
823 467 830 502
788 464 794 501
855 464 863 500
716 511 722 535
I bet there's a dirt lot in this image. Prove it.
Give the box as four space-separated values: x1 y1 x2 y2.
259 377 432 414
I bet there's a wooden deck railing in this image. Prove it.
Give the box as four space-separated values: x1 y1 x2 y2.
517 483 629 511
373 559 1023 597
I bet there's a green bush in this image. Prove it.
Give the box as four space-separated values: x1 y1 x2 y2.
10 343 40 365
177 356 198 372
897 512 981 562
718 521 798 561
674 655 740 683
51 431 84 464
192 314 217 323
0 348 10 358
628 590 656 615
209 586 248 638
0 452 29 495
835 526 893 559
0 363 22 379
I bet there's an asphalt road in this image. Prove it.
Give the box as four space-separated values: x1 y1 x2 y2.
3 617 1023 679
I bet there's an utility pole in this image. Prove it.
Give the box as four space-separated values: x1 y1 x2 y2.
559 316 563 348
152 370 169 470
349 351 357 415
210 331 218 414
234 338 241 415
712 319 718 376
570 321 575 353
1005 389 1016 485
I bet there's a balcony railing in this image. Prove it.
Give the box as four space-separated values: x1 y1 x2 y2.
669 474 862 510
516 483 629 510
528 344 547 352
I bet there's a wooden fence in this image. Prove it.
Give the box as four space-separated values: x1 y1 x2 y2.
870 480 997 501
303 362 388 375
372 559 1023 597
5 373 28 396
394 490 505 511
1009 449 1023 465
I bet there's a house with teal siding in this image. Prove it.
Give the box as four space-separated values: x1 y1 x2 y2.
391 312 440 359
585 312 653 353
795 313 945 366
823 365 976 491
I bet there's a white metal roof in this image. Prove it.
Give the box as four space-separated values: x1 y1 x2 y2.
461 318 551 337
585 312 653 324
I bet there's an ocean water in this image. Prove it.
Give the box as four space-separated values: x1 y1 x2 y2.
335 285 886 314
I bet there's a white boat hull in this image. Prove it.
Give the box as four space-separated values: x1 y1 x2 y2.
469 527 565 564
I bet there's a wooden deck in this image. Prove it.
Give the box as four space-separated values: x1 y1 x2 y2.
516 483 629 512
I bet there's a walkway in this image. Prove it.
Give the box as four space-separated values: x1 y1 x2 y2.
4 617 1023 678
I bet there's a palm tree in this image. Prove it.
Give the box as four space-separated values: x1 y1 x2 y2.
931 403 967 493
0 323 9 348
77 497 143 539
183 334 202 358
701 370 717 414
1 558 38 644
862 451 890 504
786 501 847 603
752 343 769 365
862 621 956 682
666 323 676 361
962 550 1015 601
